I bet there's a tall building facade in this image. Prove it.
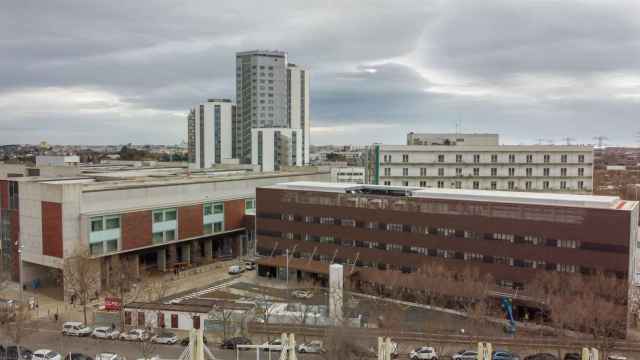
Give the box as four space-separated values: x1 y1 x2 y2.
368 134 593 193
235 50 310 168
187 99 236 169
251 128 303 172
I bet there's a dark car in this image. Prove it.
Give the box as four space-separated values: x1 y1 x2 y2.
494 351 519 360
180 335 209 346
64 353 93 360
563 353 580 360
524 354 558 360
5 346 33 360
220 337 252 350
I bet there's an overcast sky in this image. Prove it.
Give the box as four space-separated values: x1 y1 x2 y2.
1 0 640 146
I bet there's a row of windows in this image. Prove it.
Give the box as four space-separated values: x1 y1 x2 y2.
386 179 585 191
265 213 627 254
386 167 586 177
384 153 587 164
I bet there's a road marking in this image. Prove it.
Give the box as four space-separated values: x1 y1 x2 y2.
168 278 239 303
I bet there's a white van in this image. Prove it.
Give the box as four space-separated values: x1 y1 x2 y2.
62 321 92 336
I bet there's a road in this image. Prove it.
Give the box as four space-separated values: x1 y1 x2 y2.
0 325 323 360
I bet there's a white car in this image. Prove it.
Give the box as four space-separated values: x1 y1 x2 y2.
228 265 243 274
62 322 92 337
262 339 283 352
452 350 478 360
297 341 324 353
119 329 149 341
33 350 62 360
291 289 313 299
151 332 178 345
409 347 438 360
96 353 125 360
91 327 120 339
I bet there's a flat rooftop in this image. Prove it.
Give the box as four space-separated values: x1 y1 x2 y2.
266 181 637 210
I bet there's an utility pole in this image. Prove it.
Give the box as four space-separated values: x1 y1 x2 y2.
562 137 575 145
593 136 608 148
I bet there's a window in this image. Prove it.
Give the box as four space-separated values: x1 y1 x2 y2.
543 154 550 163
454 181 462 189
456 154 463 163
508 154 516 163
526 154 533 163
245 199 256 213
419 181 427 187
455 168 462 176
525 181 532 190
543 168 550 176
526 168 533 177
491 168 497 177
91 218 104 232
561 168 567 176
560 181 567 189
153 232 164 243
384 154 392 163
320 217 335 225
165 209 177 221
384 168 391 176
508 181 515 190
556 264 576 273
578 168 584 176
578 180 584 190
578 155 585 163
402 168 409 176
438 168 444 177
543 181 550 190
213 203 224 214
402 154 409 162
420 168 427 176
204 204 213 216
473 154 480 163
557 239 578 248
473 181 479 189
561 154 567 163
473 168 479 176
490 181 497 190
341 219 356 227
508 168 515 176
153 211 164 223
437 181 445 188
402 181 409 186
491 154 498 163
384 181 391 185
437 154 445 163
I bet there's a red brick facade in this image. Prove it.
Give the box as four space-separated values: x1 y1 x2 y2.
41 202 63 258
178 204 203 239
121 211 152 250
224 199 245 230
0 180 7 209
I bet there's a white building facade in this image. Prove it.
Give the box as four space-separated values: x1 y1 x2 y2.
369 144 594 193
188 99 235 169
330 167 365 184
251 128 303 172
287 63 310 165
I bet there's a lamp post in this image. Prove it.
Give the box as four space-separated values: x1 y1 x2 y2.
15 241 24 303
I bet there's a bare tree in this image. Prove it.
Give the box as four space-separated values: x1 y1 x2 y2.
209 305 235 340
63 249 100 324
107 255 144 329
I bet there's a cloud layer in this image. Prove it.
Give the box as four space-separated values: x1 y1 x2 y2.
1 0 639 145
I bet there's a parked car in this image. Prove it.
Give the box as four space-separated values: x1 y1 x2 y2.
524 354 558 360
228 265 244 275
119 329 148 341
91 327 120 340
220 337 252 350
607 355 628 360
291 289 313 299
64 353 93 360
5 346 33 360
296 341 325 354
151 332 178 345
263 339 283 352
409 346 438 360
33 350 62 360
95 353 125 360
563 353 580 360
180 335 208 346
494 351 519 360
62 322 92 337
453 350 478 360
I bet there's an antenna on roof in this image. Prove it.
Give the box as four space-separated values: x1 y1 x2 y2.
562 137 575 145
593 136 608 148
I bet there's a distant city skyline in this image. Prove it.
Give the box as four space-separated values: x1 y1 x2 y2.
1 1 640 146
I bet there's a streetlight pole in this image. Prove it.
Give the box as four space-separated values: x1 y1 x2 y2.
16 241 24 303
285 249 289 286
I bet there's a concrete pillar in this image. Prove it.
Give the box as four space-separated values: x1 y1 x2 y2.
204 239 213 260
167 244 177 269
182 244 191 265
157 248 167 272
129 255 140 279
192 241 201 265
